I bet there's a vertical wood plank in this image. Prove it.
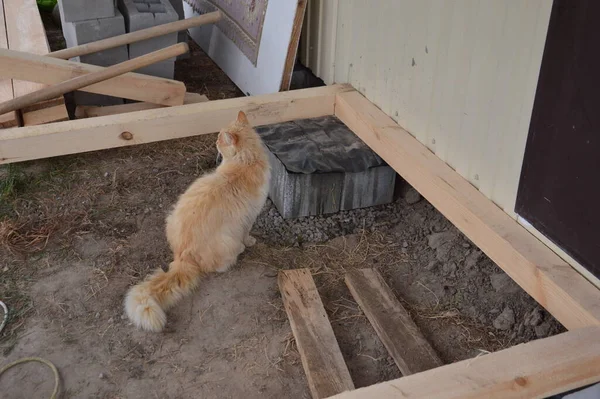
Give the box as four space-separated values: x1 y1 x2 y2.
278 269 354 399
0 0 18 127
345 269 443 375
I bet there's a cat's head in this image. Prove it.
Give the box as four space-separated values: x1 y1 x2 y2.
216 111 255 161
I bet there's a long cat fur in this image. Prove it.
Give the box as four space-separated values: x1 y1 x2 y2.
125 111 271 332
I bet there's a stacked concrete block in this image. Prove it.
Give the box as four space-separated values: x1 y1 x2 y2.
257 116 397 219
59 1 128 106
118 0 179 79
167 0 189 60
58 0 116 22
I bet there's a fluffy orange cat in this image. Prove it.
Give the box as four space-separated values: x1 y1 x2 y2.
125 111 271 332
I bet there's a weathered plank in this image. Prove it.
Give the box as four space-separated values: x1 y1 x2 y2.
279 269 354 398
345 269 443 375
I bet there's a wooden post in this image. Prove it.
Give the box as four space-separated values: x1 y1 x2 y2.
48 11 221 60
0 43 189 116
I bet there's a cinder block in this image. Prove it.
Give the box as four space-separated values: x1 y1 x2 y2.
257 116 397 219
61 9 128 106
118 0 178 77
267 150 343 219
167 0 189 60
58 0 115 22
340 167 397 211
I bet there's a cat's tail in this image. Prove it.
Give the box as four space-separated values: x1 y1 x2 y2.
124 259 201 332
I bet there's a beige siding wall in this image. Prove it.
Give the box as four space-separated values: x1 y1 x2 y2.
302 0 552 216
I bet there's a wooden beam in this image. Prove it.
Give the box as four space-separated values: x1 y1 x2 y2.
76 93 208 118
49 11 222 60
0 0 18 128
327 326 600 399
22 105 68 126
4 0 68 123
345 269 443 375
0 48 186 106
0 84 352 164
334 90 600 330
0 43 189 115
280 0 308 91
279 269 354 399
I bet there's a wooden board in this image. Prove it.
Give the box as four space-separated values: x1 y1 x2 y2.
328 326 600 399
77 94 209 118
184 0 306 95
4 0 67 123
0 0 18 127
0 48 186 106
279 269 354 398
345 269 443 375
279 0 308 91
334 90 600 331
22 105 69 126
0 84 351 164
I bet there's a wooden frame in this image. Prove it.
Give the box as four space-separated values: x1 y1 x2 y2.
0 85 598 397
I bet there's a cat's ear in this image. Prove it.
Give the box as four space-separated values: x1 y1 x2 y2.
222 131 239 145
237 111 249 125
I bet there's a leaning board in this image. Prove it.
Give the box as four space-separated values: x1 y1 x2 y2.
184 0 306 95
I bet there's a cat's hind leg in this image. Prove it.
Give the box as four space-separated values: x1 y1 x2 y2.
215 241 245 273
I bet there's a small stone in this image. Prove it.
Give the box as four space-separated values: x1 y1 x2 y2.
121 314 127 320
426 260 438 271
462 242 470 248
489 273 520 293
95 312 100 318
524 308 543 327
493 307 515 331
402 241 409 248
442 262 457 277
107 317 114 324
99 372 106 380
403 187 421 205
534 321 552 338
464 250 482 269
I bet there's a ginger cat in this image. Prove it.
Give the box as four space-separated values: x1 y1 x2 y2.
125 111 271 332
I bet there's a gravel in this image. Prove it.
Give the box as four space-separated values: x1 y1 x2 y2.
253 198 408 246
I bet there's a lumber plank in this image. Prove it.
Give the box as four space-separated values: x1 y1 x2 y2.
280 0 308 91
0 84 352 164
22 105 69 126
4 0 67 123
279 269 354 398
0 43 189 115
0 48 186 106
345 269 443 375
0 0 18 127
334 90 600 330
327 326 600 399
77 94 208 118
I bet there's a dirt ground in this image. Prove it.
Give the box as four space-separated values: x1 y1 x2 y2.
0 13 564 399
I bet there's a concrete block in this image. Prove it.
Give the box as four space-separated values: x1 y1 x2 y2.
135 60 175 79
118 0 179 73
340 167 397 211
267 150 343 219
58 0 115 22
257 116 397 219
61 9 128 106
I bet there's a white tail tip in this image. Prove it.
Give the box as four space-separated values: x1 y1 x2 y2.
124 283 167 332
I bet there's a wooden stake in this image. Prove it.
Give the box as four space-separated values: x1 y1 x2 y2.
49 11 221 60
0 43 189 116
